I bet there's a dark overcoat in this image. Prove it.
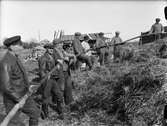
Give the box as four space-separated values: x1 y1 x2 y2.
0 50 29 102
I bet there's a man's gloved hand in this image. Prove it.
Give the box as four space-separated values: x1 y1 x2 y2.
64 56 69 61
56 63 61 70
57 59 63 64
29 84 39 94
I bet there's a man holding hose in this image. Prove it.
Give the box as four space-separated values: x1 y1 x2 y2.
38 43 64 120
0 36 40 126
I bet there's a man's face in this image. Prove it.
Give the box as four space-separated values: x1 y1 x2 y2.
156 19 160 23
10 43 22 54
99 35 103 38
75 35 81 39
47 49 53 54
116 33 119 36
156 20 160 23
54 43 63 49
85 39 89 42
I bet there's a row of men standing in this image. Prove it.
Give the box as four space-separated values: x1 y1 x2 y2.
73 31 123 67
37 38 77 120
37 30 123 120
77 18 164 66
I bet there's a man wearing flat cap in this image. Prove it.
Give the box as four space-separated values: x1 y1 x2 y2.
0 36 40 126
96 32 109 66
111 31 123 62
38 43 65 120
72 32 92 70
149 18 164 40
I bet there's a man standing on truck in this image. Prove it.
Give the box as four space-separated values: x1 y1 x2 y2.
96 32 109 65
111 31 123 62
149 18 164 40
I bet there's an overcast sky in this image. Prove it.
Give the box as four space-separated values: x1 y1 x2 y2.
0 0 166 43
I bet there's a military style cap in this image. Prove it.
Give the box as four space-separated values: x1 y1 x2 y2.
52 39 61 45
3 35 21 47
74 32 81 36
43 43 53 49
156 18 160 22
115 31 120 34
98 32 104 36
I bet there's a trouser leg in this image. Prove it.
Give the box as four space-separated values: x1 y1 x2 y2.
63 71 74 105
3 95 22 125
113 46 116 61
155 33 161 40
50 79 63 115
99 51 105 65
3 95 40 126
164 105 167 119
113 46 118 62
41 79 53 119
41 103 49 119
86 56 93 69
90 55 96 67
104 50 109 64
22 96 40 126
56 71 65 92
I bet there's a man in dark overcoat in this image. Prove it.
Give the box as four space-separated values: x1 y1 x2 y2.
0 36 40 126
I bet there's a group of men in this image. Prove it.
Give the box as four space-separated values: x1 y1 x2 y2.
0 17 164 126
0 31 124 125
37 38 76 120
0 35 77 126
73 31 123 67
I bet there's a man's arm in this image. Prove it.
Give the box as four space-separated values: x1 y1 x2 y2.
96 39 100 48
110 37 115 44
38 57 47 78
0 63 21 102
72 39 81 55
161 24 164 33
149 25 154 34
120 37 123 43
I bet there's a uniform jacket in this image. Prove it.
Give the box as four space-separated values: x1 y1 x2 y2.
111 36 122 44
0 50 29 102
38 52 57 79
53 48 69 72
72 38 84 55
96 37 106 48
96 37 108 53
150 23 164 34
